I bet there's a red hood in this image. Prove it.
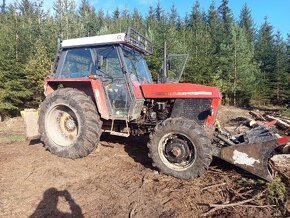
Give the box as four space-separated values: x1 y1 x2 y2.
141 83 222 99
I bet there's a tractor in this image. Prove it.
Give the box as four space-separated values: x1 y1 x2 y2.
32 28 289 181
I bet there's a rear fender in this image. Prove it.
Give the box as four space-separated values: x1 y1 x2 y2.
45 78 110 120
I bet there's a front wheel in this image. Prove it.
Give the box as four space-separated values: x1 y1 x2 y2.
39 88 102 159
147 118 212 179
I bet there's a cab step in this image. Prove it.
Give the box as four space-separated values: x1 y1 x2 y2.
110 131 129 137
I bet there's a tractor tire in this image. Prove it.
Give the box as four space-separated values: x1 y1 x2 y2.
147 117 212 179
39 88 102 159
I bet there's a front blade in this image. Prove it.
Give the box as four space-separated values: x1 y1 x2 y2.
218 140 280 181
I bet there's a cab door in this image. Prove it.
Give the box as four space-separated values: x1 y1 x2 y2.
94 46 132 119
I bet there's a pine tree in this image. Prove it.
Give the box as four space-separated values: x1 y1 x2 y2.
1 0 6 13
147 1 167 81
169 3 177 26
218 0 233 37
273 32 289 103
25 41 51 107
186 0 211 84
132 8 142 30
208 1 218 51
53 0 78 39
17 0 38 64
155 0 162 22
287 34 290 105
255 17 276 103
287 34 290 75
96 9 107 34
207 2 220 86
231 25 259 106
217 0 234 103
79 0 98 36
113 7 120 19
120 8 131 31
239 3 255 45
112 7 121 32
0 4 31 117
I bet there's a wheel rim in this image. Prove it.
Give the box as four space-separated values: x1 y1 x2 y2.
46 104 79 147
158 132 196 171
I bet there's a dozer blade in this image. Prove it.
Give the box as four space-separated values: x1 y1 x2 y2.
216 136 290 181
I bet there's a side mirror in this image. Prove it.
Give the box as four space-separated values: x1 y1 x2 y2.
96 55 104 69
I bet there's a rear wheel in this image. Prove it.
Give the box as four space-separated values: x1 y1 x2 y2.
39 88 102 159
147 118 212 179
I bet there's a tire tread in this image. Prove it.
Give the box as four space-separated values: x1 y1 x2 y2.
38 88 102 159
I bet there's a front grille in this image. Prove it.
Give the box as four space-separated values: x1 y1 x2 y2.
171 98 212 125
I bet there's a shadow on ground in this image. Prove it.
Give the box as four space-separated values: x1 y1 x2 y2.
30 188 84 218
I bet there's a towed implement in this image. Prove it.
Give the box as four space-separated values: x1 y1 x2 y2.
25 28 290 181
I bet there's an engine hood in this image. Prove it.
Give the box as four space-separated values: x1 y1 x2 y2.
141 83 222 99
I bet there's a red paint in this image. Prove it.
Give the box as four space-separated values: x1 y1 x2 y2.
265 120 277 127
205 98 222 126
132 81 143 99
44 79 223 125
141 83 221 99
276 136 290 145
44 81 55 95
45 78 110 120
91 80 110 119
141 83 222 126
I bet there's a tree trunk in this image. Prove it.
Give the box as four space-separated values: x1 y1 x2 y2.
233 32 237 106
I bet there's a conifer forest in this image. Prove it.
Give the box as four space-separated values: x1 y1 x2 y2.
0 0 289 117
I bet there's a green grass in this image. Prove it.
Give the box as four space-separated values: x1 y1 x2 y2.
0 134 25 144
266 177 287 204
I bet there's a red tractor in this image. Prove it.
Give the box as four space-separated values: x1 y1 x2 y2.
36 28 289 181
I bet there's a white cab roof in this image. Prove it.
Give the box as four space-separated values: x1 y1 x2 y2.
61 33 126 48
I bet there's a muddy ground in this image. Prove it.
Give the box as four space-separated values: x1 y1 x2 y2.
0 106 289 217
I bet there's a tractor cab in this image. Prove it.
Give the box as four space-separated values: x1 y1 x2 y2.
51 28 154 120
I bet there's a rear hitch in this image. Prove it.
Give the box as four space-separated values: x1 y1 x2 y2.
213 127 290 181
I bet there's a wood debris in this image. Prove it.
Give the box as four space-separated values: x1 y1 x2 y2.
248 110 290 154
248 110 290 132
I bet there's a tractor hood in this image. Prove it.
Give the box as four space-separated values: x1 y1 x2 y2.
141 83 222 99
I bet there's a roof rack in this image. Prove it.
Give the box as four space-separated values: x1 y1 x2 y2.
61 27 153 55
125 27 153 55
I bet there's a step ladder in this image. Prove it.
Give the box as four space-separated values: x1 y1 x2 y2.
108 119 130 137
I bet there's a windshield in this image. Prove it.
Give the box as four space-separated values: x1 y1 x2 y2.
122 48 153 84
166 54 188 83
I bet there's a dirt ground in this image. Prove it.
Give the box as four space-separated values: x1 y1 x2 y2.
0 106 289 218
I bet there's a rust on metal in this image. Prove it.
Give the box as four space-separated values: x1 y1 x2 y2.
172 147 181 157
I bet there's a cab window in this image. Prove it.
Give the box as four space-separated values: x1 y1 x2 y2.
57 48 94 78
95 46 123 78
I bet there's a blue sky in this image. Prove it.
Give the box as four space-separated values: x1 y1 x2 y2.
7 0 290 39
